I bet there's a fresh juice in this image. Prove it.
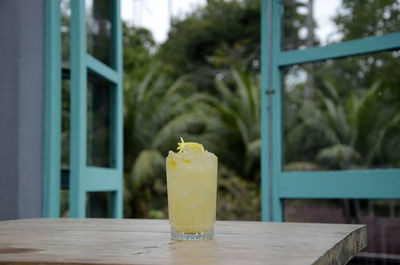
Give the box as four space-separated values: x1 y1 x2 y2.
166 138 217 240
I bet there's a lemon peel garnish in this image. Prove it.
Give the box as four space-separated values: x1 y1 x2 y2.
177 137 205 153
169 160 177 168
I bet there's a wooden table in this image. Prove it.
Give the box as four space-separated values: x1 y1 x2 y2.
0 219 366 265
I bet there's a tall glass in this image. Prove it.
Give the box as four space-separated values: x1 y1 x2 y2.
166 140 218 240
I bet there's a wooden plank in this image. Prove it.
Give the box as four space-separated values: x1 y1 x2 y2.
0 219 366 265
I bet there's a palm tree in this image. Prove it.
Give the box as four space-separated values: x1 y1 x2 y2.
123 66 217 218
285 79 400 170
284 76 400 223
316 80 400 169
210 68 261 181
203 68 262 220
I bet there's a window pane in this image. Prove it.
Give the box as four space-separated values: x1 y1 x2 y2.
282 0 400 51
86 0 113 66
61 0 71 67
87 71 115 168
283 50 400 171
86 192 111 218
284 199 400 263
61 78 71 167
60 190 69 217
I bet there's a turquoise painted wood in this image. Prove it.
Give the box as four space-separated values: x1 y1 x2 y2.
69 0 123 218
261 0 284 222
280 170 400 199
70 0 87 218
43 0 62 218
87 55 119 83
278 32 400 66
271 0 284 222
114 0 124 218
260 0 271 222
260 0 400 222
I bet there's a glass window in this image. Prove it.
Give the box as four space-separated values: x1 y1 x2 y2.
86 70 115 168
282 0 400 51
61 0 71 168
61 0 71 68
283 49 400 171
61 78 71 167
86 0 113 67
86 192 112 218
284 199 400 263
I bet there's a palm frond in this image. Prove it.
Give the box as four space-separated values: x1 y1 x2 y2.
215 78 238 105
244 139 261 174
232 68 252 122
131 149 165 188
152 112 204 151
323 80 340 103
365 112 400 165
136 67 157 101
316 144 361 170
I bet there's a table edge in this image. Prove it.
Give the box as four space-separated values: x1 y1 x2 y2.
313 225 367 265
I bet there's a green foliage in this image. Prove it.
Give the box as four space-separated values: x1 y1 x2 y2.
211 69 261 180
121 0 400 221
123 66 220 218
157 0 261 88
285 78 400 170
330 0 400 92
123 64 262 219
335 0 400 40
217 167 260 220
282 0 308 50
123 23 156 82
284 0 400 170
122 0 265 219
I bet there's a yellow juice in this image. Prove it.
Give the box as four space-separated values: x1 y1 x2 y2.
166 139 217 240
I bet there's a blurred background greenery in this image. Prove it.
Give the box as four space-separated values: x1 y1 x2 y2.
55 0 400 261
122 0 400 221
123 0 262 220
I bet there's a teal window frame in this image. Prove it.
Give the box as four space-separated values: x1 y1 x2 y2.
44 0 62 218
261 0 400 221
44 0 123 218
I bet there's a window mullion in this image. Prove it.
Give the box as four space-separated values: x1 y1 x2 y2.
278 32 400 66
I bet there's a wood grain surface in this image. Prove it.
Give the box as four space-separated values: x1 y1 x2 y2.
0 218 366 265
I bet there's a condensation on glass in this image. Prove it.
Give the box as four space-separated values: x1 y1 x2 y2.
86 0 113 67
86 70 116 168
282 49 400 171
282 0 400 51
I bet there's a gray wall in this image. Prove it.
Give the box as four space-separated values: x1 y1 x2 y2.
0 0 45 220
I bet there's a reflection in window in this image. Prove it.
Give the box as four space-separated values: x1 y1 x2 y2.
86 0 113 66
61 78 71 167
282 0 400 51
87 70 115 168
61 0 71 68
61 0 71 167
86 192 112 218
284 199 400 263
283 50 400 171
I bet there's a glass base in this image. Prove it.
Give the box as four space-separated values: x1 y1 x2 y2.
171 227 214 240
